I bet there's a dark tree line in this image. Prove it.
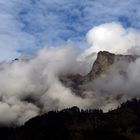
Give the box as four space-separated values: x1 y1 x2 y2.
1 99 140 140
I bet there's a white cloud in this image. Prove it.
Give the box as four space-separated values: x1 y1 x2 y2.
85 22 140 55
0 45 92 125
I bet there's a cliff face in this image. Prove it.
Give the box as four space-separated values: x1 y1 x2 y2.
60 51 138 94
87 51 138 79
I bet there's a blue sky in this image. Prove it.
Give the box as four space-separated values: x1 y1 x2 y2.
1 0 140 61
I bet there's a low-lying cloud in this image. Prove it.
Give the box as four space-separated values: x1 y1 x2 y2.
0 22 140 125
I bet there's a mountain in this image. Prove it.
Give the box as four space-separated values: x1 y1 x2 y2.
0 51 140 140
87 51 138 79
60 51 138 95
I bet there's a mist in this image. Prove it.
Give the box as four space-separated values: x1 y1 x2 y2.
0 22 140 125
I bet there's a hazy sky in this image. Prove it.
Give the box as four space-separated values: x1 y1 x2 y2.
0 0 140 61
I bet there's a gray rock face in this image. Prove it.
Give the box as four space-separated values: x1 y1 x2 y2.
60 51 139 96
87 51 138 79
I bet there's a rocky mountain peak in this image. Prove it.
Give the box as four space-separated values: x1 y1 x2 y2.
87 51 138 79
60 51 139 95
